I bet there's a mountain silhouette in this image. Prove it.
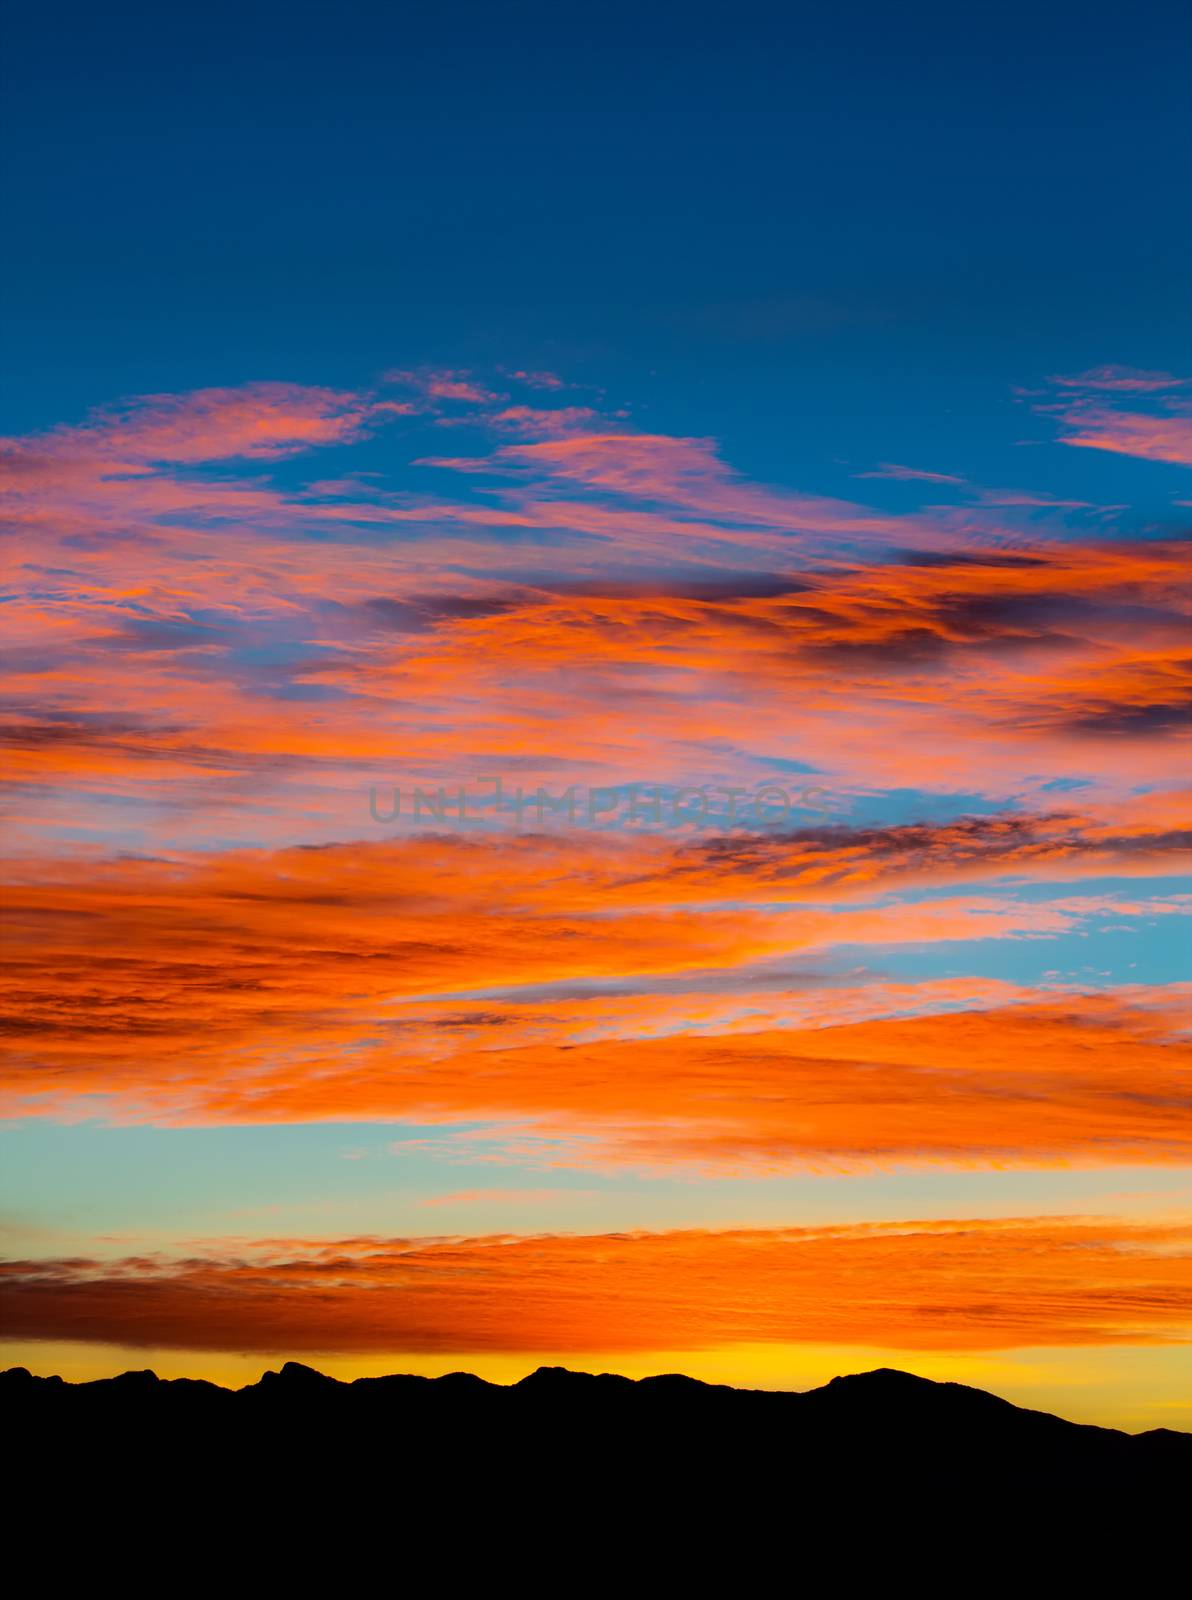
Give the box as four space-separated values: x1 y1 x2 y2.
6 1361 1188 1487
8 1360 1189 1552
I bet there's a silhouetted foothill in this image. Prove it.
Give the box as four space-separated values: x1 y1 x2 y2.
6 1363 1188 1483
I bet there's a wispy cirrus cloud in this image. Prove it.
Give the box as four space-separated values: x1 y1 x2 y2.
1038 367 1192 467
854 463 967 485
1048 366 1187 395
1 382 394 477
7 481 1189 851
1056 405 1192 468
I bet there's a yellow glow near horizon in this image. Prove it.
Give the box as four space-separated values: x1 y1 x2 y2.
6 1339 1191 1436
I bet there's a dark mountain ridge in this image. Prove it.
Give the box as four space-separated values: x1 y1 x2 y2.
6 1359 1187 1463
8 1362 1189 1538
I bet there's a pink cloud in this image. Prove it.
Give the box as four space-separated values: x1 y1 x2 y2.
1056 403 1192 467
426 377 500 404
380 368 503 406
0 383 381 473
504 369 567 390
855 463 967 485
488 405 600 437
1049 366 1186 394
1038 368 1192 467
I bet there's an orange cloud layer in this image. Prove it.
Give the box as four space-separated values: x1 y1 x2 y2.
102 993 1192 1169
4 1215 1190 1354
1 830 1188 1164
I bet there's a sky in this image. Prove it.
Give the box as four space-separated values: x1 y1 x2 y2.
1 0 1191 1430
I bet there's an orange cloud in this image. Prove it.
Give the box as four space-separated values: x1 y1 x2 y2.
3 1215 1190 1354
331 541 1190 800
1 831 1188 1164
14 534 1178 856
161 991 1192 1168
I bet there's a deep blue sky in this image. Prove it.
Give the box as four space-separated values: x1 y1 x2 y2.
4 0 1190 497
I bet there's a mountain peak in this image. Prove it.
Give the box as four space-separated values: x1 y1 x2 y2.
826 1366 937 1388
259 1361 335 1386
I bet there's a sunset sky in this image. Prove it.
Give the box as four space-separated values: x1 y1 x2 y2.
2 1 1190 1431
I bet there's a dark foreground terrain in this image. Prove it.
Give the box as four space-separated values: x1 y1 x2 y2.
7 1363 1189 1569
6 1361 1188 1491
